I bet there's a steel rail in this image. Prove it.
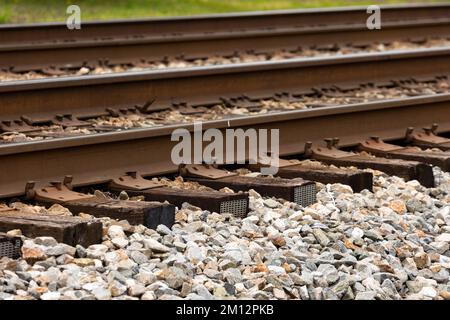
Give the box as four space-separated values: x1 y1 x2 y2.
1 47 450 121
1 4 450 44
1 18 450 72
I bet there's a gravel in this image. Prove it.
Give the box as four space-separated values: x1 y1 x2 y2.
0 165 449 300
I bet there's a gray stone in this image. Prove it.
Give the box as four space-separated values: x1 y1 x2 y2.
165 267 187 289
317 264 339 285
130 251 148 265
76 245 86 258
264 199 279 209
156 224 173 236
92 286 112 300
219 259 237 270
312 228 330 247
143 239 171 253
128 284 146 297
185 242 205 263
355 291 377 300
112 237 129 249
135 270 157 286
45 243 76 257
224 268 242 285
194 284 214 300
322 288 339 300
86 244 108 259
224 283 236 296
34 237 58 247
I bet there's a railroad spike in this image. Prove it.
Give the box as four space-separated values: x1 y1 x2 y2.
304 142 313 157
324 138 334 149
63 176 74 190
431 123 439 134
370 136 381 143
24 181 36 200
332 137 340 147
178 163 188 176
125 171 138 179
405 127 415 143
422 127 433 135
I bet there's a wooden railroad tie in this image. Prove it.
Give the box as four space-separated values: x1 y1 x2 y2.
25 179 176 229
0 210 101 247
248 158 373 192
107 172 249 218
179 164 317 207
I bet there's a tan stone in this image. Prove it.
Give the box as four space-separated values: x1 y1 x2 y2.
375 261 395 274
270 236 286 247
78 212 94 220
6 229 22 237
415 229 426 238
414 252 430 269
47 204 73 216
34 287 49 295
430 264 441 273
282 262 292 273
273 288 286 300
253 263 269 273
344 238 358 250
175 211 188 222
389 200 407 214
439 291 450 300
396 245 413 259
73 258 95 267
21 246 47 264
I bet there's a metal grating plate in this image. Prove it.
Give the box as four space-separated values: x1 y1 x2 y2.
220 199 248 218
294 183 317 207
0 236 22 259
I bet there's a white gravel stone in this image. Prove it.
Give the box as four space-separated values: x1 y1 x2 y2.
143 238 171 253
86 244 109 259
40 292 61 300
108 225 126 239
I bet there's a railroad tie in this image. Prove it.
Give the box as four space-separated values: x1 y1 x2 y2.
0 232 22 259
0 210 101 247
107 172 249 218
305 138 435 188
24 178 176 230
179 164 317 207
248 158 373 192
405 124 450 151
359 136 450 172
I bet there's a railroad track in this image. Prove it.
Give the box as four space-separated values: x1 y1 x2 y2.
0 47 449 195
0 5 449 254
1 4 450 79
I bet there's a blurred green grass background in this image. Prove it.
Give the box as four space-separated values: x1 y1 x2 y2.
0 0 448 23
